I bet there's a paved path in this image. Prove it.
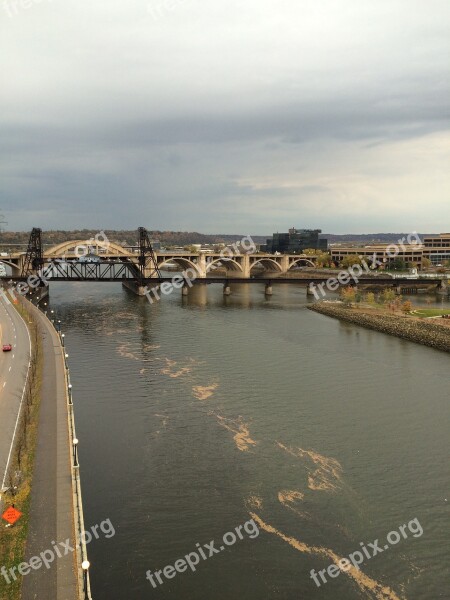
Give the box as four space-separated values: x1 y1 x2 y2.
21 301 78 600
0 295 31 499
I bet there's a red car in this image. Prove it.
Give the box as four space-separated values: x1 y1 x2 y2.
2 344 12 352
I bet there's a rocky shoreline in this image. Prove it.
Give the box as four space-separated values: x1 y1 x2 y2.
308 302 450 353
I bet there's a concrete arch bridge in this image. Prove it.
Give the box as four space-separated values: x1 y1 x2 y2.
1 232 317 280
1 228 446 300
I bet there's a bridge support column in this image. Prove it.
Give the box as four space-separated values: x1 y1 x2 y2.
182 284 189 296
223 284 231 296
196 254 207 278
395 285 402 295
122 280 147 296
437 280 448 295
241 255 251 278
280 255 289 275
306 283 315 297
265 283 273 296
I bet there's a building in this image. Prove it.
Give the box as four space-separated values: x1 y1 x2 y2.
265 228 328 254
330 234 450 268
423 234 450 265
330 244 424 268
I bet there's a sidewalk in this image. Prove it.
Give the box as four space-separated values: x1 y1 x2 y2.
21 302 78 600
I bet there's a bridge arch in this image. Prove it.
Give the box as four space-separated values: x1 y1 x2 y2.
288 257 316 269
45 239 134 257
157 257 203 277
205 258 243 274
249 258 283 273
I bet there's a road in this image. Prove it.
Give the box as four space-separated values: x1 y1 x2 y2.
0 296 78 598
0 293 31 500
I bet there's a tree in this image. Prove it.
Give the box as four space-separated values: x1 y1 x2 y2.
389 258 407 271
381 288 396 304
401 300 413 313
315 251 332 267
340 254 364 268
340 286 356 306
392 297 403 312
364 292 375 304
421 257 432 270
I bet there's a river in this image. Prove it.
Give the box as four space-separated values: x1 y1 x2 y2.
47 282 449 600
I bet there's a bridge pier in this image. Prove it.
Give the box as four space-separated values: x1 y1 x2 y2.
182 284 189 296
223 284 231 296
306 283 316 297
122 280 148 296
436 280 448 295
265 283 273 296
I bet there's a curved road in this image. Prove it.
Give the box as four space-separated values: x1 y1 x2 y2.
0 294 31 499
0 296 79 598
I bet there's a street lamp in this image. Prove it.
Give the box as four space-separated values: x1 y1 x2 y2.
68 383 73 405
81 560 90 599
57 319 61 332
65 352 69 368
61 333 65 347
73 438 79 467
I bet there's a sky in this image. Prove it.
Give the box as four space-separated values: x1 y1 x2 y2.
1 0 449 234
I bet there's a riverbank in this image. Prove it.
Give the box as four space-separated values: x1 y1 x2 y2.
308 302 450 352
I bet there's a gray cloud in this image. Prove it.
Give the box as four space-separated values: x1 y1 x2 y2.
1 0 449 233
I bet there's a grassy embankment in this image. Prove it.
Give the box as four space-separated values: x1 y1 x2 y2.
0 298 43 600
412 308 450 318
309 299 450 352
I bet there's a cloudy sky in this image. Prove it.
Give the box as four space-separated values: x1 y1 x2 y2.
1 0 449 234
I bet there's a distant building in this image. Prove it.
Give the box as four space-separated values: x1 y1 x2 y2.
423 233 450 264
265 228 328 254
330 244 424 268
330 233 450 268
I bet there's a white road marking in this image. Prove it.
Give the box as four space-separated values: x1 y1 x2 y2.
0 301 32 499
8 366 11 372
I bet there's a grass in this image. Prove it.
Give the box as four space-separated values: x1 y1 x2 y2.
0 298 43 600
413 308 450 318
